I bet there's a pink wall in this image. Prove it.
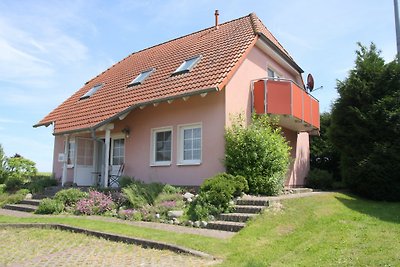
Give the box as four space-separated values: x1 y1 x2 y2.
225 45 310 187
52 136 74 183
113 91 226 185
225 45 299 126
282 129 310 187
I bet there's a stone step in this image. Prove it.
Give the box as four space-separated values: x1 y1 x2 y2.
284 188 313 194
3 204 37 213
236 198 269 207
206 221 246 232
19 199 42 206
234 205 265 214
218 213 256 223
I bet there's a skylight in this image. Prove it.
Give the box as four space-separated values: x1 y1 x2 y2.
172 55 201 75
80 83 103 100
128 68 155 87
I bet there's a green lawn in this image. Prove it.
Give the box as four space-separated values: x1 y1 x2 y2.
1 192 399 266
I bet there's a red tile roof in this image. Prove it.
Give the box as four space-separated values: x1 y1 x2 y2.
35 13 300 134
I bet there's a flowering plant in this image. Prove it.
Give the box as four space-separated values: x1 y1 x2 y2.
76 190 115 215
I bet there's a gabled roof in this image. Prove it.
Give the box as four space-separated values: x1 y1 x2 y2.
34 13 302 134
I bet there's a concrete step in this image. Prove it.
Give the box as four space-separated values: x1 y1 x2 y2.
236 198 269 206
284 188 313 194
19 199 42 206
3 204 37 213
218 213 256 223
207 221 246 232
234 205 265 214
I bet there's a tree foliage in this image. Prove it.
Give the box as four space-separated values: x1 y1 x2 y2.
330 43 400 201
224 114 291 195
310 112 340 180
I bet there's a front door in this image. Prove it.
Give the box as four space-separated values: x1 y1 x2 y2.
74 138 95 186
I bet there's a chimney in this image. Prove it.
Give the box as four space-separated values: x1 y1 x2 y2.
214 10 219 29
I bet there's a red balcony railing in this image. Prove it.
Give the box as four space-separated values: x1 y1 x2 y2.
252 78 320 133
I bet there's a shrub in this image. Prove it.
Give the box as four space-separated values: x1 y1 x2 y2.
188 173 247 221
162 184 182 194
0 184 5 194
5 176 26 191
36 198 64 214
225 114 291 195
122 180 166 208
118 208 142 221
54 188 88 206
306 169 334 190
119 176 134 188
28 175 58 193
76 190 115 215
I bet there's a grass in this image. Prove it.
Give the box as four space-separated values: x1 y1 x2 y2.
0 192 399 266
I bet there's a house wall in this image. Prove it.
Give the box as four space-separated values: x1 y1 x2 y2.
225 45 310 187
52 136 74 183
113 91 226 185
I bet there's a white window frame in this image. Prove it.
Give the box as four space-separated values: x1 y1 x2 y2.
177 123 202 166
267 67 281 80
150 126 173 166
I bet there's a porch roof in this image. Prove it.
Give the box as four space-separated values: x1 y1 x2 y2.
34 13 302 135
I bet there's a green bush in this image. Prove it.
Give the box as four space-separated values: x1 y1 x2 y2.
306 169 334 190
28 175 58 193
54 188 88 206
0 189 28 207
5 175 26 191
188 173 248 221
225 114 291 195
0 184 5 194
119 176 134 188
121 180 168 208
36 198 65 214
162 184 183 194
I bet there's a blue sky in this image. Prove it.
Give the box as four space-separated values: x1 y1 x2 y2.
0 0 397 172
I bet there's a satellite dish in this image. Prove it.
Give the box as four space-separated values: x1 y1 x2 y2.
307 73 314 91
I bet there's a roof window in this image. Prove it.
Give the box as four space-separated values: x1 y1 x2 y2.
80 83 103 100
128 68 155 87
172 55 201 75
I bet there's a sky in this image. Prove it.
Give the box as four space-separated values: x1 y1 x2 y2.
0 0 397 172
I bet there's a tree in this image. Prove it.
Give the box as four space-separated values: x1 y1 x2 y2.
330 43 400 201
225 114 291 195
0 144 7 183
310 112 340 180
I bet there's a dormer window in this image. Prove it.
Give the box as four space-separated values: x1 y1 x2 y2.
80 83 103 100
172 55 201 75
128 68 155 87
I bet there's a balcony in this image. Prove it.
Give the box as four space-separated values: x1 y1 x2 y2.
251 78 320 134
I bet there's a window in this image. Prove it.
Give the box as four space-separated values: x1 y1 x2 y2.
267 68 280 80
151 127 172 165
112 139 125 165
80 83 103 100
172 55 201 75
128 68 155 87
178 124 202 165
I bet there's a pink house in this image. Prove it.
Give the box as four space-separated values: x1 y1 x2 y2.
34 12 319 188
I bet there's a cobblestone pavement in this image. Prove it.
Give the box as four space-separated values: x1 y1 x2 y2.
0 228 217 266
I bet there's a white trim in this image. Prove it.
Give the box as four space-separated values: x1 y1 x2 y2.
150 126 173 166
177 122 202 165
267 66 282 80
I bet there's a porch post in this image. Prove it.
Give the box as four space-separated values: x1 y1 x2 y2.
62 134 69 186
103 123 114 187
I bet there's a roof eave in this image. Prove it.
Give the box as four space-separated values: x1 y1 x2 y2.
92 87 219 133
257 33 304 74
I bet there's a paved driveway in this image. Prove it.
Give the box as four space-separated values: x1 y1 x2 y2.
1 228 216 266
